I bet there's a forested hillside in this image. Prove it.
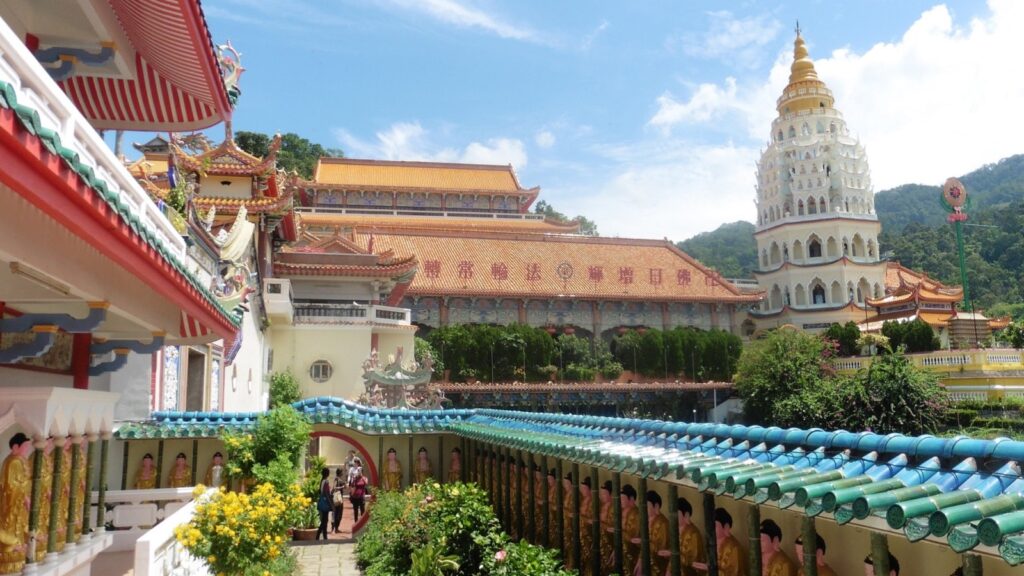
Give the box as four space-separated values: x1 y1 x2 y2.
676 221 757 279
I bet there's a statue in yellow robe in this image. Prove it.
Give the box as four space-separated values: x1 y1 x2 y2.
0 433 33 574
621 487 640 575
676 497 706 576
760 519 797 576
717 533 746 576
645 493 670 576
547 472 559 548
382 448 402 492
598 481 614 576
579 480 594 576
413 447 432 485
562 476 576 569
447 448 461 483
134 453 157 490
766 551 798 576
33 439 53 562
533 468 546 542
167 453 192 489
679 521 706 576
203 452 225 489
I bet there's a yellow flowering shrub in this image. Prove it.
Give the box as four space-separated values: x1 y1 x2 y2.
175 483 308 576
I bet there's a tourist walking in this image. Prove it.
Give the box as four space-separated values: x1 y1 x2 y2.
350 468 368 523
331 467 346 533
316 467 331 540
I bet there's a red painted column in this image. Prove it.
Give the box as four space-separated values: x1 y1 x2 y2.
71 333 92 389
370 333 380 352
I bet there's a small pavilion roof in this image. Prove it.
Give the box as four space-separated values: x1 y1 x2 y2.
116 397 1024 564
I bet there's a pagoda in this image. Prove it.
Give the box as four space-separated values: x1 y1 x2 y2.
749 29 887 332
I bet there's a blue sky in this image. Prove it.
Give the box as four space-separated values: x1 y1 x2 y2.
186 0 1022 241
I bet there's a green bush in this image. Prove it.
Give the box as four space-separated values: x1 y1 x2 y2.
268 370 301 408
563 363 596 382
356 482 570 576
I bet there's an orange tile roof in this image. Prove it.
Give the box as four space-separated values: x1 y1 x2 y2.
297 212 580 234
127 153 169 178
363 230 759 302
872 262 963 306
313 158 527 193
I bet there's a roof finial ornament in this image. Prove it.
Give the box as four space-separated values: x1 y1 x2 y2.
795 19 801 37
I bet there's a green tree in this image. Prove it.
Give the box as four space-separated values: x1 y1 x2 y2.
268 370 301 408
251 406 311 469
677 221 758 278
840 350 948 434
823 322 861 356
1003 320 1024 349
235 130 343 179
533 200 599 236
734 329 835 427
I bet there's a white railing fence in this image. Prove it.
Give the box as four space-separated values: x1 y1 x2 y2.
133 495 210 576
91 487 195 552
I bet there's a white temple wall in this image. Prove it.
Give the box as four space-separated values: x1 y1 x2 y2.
220 309 267 413
0 365 71 388
270 324 373 401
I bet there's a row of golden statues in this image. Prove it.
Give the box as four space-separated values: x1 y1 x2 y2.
0 433 91 574
379 446 463 492
472 456 843 576
131 452 225 490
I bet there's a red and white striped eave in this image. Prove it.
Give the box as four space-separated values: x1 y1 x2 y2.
57 0 232 131
180 310 214 340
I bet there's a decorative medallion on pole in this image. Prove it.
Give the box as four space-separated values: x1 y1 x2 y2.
941 177 972 312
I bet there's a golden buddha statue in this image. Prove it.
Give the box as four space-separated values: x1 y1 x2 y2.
644 491 670 576
676 497 706 576
598 481 614 576
381 448 402 492
0 433 33 574
413 447 432 485
167 453 192 488
620 485 640 575
134 453 157 490
447 447 461 483
578 477 594 576
562 473 575 569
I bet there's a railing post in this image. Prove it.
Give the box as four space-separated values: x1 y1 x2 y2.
638 477 651 576
504 446 512 534
46 436 65 558
66 436 82 546
81 434 97 539
556 458 565 563
590 465 602 576
870 532 890 576
542 454 551 548
748 505 761 576
962 552 983 576
516 449 524 540
25 436 46 564
97 435 109 531
528 452 536 543
703 494 718 576
572 462 581 574
612 472 623 576
801 516 818 576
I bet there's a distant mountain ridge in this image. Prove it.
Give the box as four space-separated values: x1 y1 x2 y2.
677 154 1024 313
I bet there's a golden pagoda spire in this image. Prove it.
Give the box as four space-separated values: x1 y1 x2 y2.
789 26 820 84
776 25 834 115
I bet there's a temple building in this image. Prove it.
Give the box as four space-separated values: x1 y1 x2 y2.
750 30 887 332
298 158 761 341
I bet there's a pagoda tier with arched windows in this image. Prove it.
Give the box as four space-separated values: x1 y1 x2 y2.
750 30 887 332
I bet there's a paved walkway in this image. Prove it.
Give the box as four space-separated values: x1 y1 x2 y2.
293 541 359 575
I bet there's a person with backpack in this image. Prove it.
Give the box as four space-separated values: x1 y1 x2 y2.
331 467 346 534
315 467 332 540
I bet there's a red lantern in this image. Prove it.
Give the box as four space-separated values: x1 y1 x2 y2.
545 326 557 335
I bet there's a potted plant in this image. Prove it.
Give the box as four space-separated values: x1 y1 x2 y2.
293 454 327 540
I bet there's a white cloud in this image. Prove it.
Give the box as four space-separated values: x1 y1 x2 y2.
382 0 540 42
649 77 741 128
646 0 1024 211
535 130 556 149
334 122 527 169
674 11 782 67
553 141 759 241
581 20 609 51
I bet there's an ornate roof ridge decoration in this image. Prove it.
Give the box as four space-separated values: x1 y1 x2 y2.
191 186 294 214
317 157 525 173
753 215 882 236
0 79 240 336
359 347 444 409
173 133 281 177
753 255 886 275
284 227 368 255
